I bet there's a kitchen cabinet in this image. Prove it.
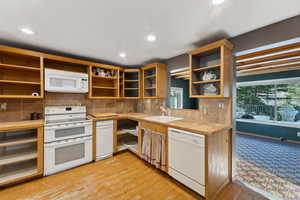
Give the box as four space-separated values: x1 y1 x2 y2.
138 121 168 171
0 120 43 186
0 47 44 99
116 119 138 154
123 69 141 99
95 120 114 161
88 64 121 99
188 39 233 98
142 62 167 98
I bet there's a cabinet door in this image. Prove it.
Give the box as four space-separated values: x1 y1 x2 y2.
96 125 113 159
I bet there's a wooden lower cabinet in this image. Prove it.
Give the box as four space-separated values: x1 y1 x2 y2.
137 122 231 200
205 129 231 200
0 126 43 186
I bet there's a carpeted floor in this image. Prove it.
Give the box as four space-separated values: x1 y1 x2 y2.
235 134 300 200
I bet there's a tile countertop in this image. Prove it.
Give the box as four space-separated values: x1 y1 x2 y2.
89 113 231 136
0 119 44 132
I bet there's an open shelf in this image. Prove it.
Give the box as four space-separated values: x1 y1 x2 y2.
117 120 138 153
192 80 220 84
0 51 40 69
0 127 42 186
92 75 117 80
0 80 40 85
89 65 120 99
0 134 37 148
0 147 37 166
44 58 88 73
117 139 138 154
118 129 138 137
142 63 167 98
0 48 43 99
0 82 41 98
189 40 233 98
0 63 40 71
92 86 118 90
125 80 139 82
123 69 140 98
145 87 156 90
144 74 156 79
193 64 220 72
0 159 37 184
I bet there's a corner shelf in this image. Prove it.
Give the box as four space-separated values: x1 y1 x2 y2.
144 74 156 79
92 86 118 90
116 119 139 155
123 69 140 98
188 39 233 98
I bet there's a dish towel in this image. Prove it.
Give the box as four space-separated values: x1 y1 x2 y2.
141 129 167 171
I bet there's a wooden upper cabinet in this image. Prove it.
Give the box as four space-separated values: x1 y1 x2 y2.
188 39 233 98
142 63 167 99
0 46 44 99
88 64 120 99
123 69 141 99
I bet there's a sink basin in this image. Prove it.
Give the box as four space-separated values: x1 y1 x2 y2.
144 116 183 123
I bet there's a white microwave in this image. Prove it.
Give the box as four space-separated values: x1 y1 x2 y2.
45 68 88 93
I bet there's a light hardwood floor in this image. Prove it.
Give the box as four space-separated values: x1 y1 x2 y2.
0 152 267 200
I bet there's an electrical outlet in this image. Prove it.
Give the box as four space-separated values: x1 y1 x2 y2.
0 102 7 111
297 132 300 137
218 103 224 109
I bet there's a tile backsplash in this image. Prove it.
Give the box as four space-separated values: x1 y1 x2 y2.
0 93 231 125
137 98 232 125
0 93 138 122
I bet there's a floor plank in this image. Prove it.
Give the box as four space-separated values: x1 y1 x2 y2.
0 152 267 200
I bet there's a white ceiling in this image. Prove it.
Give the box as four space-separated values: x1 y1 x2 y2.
0 0 299 65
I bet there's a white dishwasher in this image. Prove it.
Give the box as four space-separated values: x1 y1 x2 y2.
168 128 205 196
96 120 114 161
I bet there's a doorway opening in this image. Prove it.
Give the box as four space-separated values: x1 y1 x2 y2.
234 38 300 200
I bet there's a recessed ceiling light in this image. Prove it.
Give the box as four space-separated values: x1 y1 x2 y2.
20 27 35 35
147 34 156 42
119 52 126 58
212 0 225 5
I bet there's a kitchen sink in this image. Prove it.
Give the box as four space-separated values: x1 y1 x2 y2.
144 116 183 123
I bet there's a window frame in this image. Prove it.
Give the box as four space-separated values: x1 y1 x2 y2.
236 77 300 128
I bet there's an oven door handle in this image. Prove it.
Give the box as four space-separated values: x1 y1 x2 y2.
45 124 89 130
45 136 92 148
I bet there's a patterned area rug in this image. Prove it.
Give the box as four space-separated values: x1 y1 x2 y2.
235 134 300 200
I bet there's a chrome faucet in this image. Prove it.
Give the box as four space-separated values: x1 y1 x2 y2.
160 106 169 116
